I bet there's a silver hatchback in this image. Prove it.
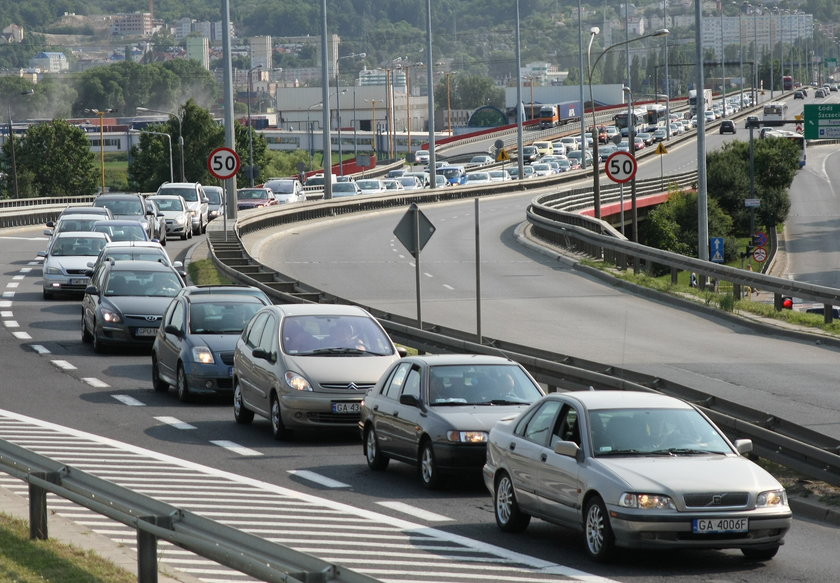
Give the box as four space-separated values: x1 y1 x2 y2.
233 304 404 439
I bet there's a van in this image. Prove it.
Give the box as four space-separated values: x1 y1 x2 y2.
436 165 467 186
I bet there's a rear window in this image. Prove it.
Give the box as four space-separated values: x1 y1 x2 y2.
159 187 197 202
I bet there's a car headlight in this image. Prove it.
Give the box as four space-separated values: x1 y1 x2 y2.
191 346 214 365
45 265 63 275
284 371 312 391
619 493 676 510
446 431 488 443
190 209 197 217
756 489 788 507
100 308 122 323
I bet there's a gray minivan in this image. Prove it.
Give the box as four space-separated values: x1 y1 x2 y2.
233 304 405 439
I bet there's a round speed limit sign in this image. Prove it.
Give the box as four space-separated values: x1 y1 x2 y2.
208 147 241 180
605 151 638 183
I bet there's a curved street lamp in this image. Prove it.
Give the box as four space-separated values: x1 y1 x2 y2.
84 108 115 193
587 27 669 221
136 106 185 182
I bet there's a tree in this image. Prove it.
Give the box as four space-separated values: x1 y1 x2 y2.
642 188 733 259
14 120 98 197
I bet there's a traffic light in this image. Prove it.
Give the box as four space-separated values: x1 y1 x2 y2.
782 296 793 310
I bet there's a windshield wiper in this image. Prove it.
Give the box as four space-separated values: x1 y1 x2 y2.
649 448 727 456
480 399 530 406
309 347 368 355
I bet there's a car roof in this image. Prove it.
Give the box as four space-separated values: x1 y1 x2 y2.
183 293 265 306
266 303 371 317
544 390 692 411
397 354 520 367
60 206 111 215
93 219 147 226
102 241 164 250
106 259 178 273
158 182 200 188
95 193 144 200
178 284 271 303
55 230 109 239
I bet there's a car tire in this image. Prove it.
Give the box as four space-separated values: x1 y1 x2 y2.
494 471 531 532
364 425 390 470
233 382 254 424
201 218 207 234
270 392 293 440
419 440 443 489
181 230 189 241
584 495 617 562
81 313 92 343
741 546 780 561
176 363 190 402
92 323 108 354
151 356 169 392
160 231 167 246
43 288 53 300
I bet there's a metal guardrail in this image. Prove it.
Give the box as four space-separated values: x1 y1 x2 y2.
0 438 379 583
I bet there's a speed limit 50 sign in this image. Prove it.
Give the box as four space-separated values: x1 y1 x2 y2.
605 150 637 183
208 147 241 180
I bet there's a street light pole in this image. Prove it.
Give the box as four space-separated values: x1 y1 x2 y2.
365 98 383 156
721 7 727 117
136 106 185 181
7 90 33 198
85 108 113 193
247 64 262 186
336 52 366 176
587 28 669 223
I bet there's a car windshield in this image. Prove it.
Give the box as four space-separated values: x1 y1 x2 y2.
268 181 295 194
102 250 167 264
105 270 181 297
51 236 108 257
333 183 357 192
356 180 381 190
428 364 542 406
189 301 262 334
99 199 144 216
204 188 223 204
441 168 463 179
589 408 732 457
93 224 147 241
281 314 393 356
161 187 197 202
56 218 100 232
153 198 184 211
238 189 269 200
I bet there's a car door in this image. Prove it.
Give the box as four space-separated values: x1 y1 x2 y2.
538 403 586 527
155 298 185 383
386 364 425 460
504 399 563 514
236 311 271 415
370 362 422 462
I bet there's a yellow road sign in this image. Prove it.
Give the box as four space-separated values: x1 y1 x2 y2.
496 148 510 162
655 142 668 155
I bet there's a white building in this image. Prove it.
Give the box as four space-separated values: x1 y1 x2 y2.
28 52 69 73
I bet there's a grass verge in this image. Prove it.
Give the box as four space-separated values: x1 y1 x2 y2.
0 513 135 582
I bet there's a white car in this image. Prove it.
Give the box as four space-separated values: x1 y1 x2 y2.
263 178 304 204
354 179 386 195
147 194 192 240
465 171 493 184
38 231 111 299
413 150 430 165
488 169 512 182
155 182 209 235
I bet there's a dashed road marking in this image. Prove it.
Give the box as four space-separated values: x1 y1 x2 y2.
82 378 110 388
1 311 12 317
12 331 31 340
288 470 350 488
155 416 197 430
3 320 19 328
51 359 76 370
31 344 50 354
210 440 263 456
112 394 145 407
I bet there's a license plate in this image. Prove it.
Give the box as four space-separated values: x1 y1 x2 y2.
135 327 159 337
692 517 748 534
331 402 361 414
228 367 234 377
69 278 88 285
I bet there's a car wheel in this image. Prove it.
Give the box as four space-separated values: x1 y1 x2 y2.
181 230 189 241
233 382 254 424
364 425 390 470
494 471 530 532
81 312 92 343
176 363 190 402
92 323 107 354
160 232 167 246
151 356 169 392
741 546 780 561
201 218 207 234
43 288 53 300
419 440 443 489
584 495 617 562
270 392 293 440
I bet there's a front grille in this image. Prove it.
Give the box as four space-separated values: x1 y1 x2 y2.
219 351 235 366
67 269 88 275
683 492 749 508
307 412 362 424
319 382 374 391
125 315 162 323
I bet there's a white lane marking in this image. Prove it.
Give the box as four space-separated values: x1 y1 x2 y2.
0 300 11 307
5 282 19 288
2 291 15 298
424 272 434 278
1 311 12 317
28 260 40 265
443 284 454 290
210 440 263 457
288 470 350 488
3 320 18 328
112 395 145 407
19 267 32 274
155 416 197 430
51 360 76 370
82 378 110 388
12 331 31 340
0 236 49 241
377 501 453 522
31 344 50 354
12 275 24 280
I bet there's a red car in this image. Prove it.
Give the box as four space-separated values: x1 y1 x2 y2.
236 187 277 210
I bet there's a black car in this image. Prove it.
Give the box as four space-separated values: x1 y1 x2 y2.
360 354 545 489
793 90 804 99
719 120 736 135
81 259 185 353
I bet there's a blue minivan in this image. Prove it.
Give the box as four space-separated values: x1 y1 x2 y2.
436 165 467 186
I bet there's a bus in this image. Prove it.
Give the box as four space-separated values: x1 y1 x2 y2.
763 102 788 122
644 104 668 130
613 107 647 135
782 75 794 91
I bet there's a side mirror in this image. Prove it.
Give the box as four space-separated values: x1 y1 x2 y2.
252 347 274 362
164 324 183 337
37 251 47 258
553 440 581 458
43 229 54 236
84 285 100 296
734 439 753 455
399 394 420 407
